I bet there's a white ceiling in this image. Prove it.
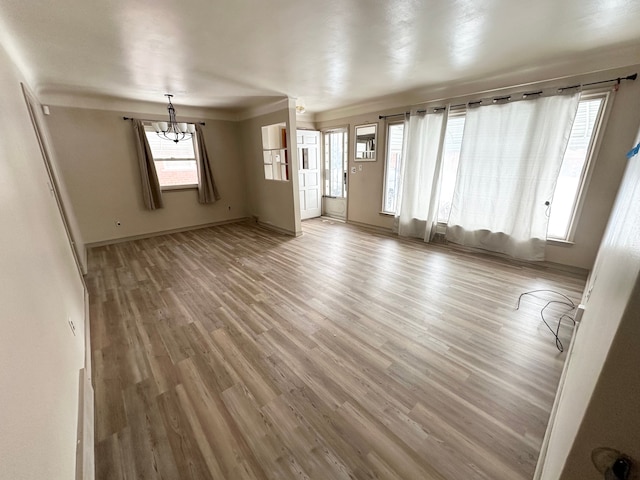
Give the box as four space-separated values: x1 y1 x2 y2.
1 0 640 115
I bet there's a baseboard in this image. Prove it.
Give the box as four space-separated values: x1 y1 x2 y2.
76 368 95 480
533 322 581 480
256 220 300 237
85 217 250 249
346 219 393 235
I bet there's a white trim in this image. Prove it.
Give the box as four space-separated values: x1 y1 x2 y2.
533 323 581 480
39 92 237 121
160 184 198 191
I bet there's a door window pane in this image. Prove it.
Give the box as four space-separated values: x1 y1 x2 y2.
324 130 348 198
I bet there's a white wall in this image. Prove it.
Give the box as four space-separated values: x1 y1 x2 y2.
539 129 640 478
0 44 85 480
46 106 247 245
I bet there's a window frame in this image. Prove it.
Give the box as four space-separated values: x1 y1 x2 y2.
381 121 405 215
144 124 199 191
548 89 611 242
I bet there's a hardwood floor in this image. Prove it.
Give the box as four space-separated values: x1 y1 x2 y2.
87 218 585 480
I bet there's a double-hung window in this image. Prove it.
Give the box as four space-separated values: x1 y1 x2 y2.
144 125 198 189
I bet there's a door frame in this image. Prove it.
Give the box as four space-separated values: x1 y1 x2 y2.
321 125 350 220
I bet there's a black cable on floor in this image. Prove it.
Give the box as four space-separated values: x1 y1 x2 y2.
516 290 577 352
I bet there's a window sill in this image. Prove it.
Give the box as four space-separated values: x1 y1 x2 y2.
161 184 198 191
379 211 394 216
546 238 575 247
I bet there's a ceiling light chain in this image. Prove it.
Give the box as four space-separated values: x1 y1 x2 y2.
153 94 195 143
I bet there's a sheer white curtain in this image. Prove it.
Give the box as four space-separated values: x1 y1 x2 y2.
446 93 579 260
394 109 447 240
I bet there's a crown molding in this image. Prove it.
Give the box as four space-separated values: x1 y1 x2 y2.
36 90 240 121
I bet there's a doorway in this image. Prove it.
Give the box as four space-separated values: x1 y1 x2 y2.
297 130 321 220
322 128 348 220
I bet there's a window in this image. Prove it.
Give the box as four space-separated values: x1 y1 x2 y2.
261 123 289 181
382 123 405 213
145 127 198 189
437 114 466 222
433 93 607 240
324 129 348 197
547 93 607 239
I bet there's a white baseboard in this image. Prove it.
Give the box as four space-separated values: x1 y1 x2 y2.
76 368 95 480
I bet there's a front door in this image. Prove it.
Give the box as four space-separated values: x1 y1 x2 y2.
297 130 321 220
322 128 348 220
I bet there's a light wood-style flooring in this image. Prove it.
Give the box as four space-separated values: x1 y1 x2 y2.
87 218 585 480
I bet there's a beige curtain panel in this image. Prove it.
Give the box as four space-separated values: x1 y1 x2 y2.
195 124 221 204
133 119 163 210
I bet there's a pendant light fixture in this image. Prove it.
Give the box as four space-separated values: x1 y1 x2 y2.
153 94 195 143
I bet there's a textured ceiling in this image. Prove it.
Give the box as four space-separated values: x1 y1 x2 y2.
1 0 640 114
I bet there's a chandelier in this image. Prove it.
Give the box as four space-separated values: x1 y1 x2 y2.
153 94 195 143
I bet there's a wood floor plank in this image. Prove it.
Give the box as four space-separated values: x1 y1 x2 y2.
88 219 585 479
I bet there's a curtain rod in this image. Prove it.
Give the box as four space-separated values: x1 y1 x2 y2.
379 73 637 119
123 116 205 126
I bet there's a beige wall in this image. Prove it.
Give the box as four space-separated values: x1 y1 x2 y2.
46 107 247 244
240 107 300 235
316 113 395 230
316 65 640 270
0 45 85 480
539 130 640 479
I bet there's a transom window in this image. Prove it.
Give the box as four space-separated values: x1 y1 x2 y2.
145 126 198 189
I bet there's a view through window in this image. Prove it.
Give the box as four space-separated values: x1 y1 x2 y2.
382 123 405 213
430 95 606 239
145 127 198 188
324 129 348 198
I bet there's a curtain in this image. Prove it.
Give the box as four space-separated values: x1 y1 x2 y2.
446 93 579 260
133 119 163 210
394 109 447 240
195 124 221 204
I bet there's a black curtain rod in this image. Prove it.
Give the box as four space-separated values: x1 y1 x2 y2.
379 73 637 119
123 116 205 126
